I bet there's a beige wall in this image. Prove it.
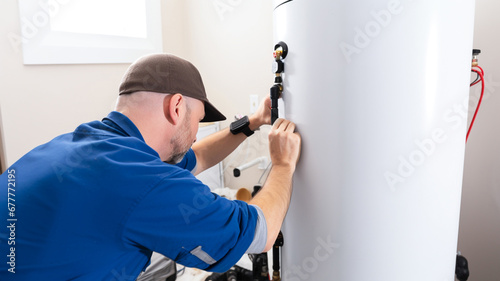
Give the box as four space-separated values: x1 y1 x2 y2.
0 0 272 191
178 0 273 189
459 0 500 279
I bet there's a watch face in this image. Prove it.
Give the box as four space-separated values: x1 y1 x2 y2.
230 116 250 135
231 119 244 130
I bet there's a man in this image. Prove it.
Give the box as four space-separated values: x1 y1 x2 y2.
0 54 301 280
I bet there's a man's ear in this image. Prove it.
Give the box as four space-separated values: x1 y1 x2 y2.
163 94 184 125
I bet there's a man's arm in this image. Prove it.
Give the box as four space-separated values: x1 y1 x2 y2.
193 98 302 253
248 118 301 252
192 97 271 175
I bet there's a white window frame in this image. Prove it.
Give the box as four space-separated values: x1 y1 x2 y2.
18 0 163 65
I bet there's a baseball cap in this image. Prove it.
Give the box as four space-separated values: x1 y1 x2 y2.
119 53 226 122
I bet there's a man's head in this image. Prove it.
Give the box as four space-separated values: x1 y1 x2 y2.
115 54 224 163
118 53 225 122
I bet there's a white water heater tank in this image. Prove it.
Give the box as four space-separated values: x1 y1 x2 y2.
273 0 476 280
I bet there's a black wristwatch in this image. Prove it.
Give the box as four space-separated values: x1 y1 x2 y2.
230 116 254 137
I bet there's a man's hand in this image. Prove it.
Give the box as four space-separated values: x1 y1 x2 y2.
249 97 272 131
268 118 301 169
192 97 273 175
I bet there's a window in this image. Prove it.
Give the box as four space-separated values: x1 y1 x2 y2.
18 0 163 65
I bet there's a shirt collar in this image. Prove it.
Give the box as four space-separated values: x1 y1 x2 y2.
102 111 145 142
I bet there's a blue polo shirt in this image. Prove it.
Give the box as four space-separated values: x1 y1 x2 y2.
0 111 266 280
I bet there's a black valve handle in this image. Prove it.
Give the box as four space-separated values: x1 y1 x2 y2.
270 85 281 125
274 41 289 59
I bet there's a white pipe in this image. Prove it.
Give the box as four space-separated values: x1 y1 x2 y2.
233 157 268 177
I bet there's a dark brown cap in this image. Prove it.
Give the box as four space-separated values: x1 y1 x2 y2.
119 53 226 122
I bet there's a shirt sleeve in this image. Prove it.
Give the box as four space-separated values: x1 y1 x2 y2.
122 169 259 273
246 205 267 254
174 148 197 173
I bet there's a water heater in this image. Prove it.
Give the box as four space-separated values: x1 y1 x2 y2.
273 0 476 280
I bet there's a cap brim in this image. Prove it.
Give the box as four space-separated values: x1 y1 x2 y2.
201 101 226 122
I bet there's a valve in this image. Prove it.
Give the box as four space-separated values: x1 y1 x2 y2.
270 85 282 125
274 41 288 60
472 49 481 67
270 41 288 125
272 231 284 281
272 60 285 74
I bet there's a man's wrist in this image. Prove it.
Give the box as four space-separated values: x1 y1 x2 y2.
271 162 296 174
249 115 263 131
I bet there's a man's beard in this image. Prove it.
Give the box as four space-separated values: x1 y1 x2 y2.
165 110 192 164
166 142 189 164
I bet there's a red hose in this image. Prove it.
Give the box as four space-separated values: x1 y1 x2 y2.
466 68 485 142
477 65 484 76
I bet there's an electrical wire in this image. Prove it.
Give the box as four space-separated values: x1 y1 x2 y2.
470 66 483 86
466 68 485 142
470 72 480 86
470 73 482 86
470 66 484 86
257 161 273 185
176 265 186 276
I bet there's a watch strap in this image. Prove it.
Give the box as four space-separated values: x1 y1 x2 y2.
241 125 254 137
